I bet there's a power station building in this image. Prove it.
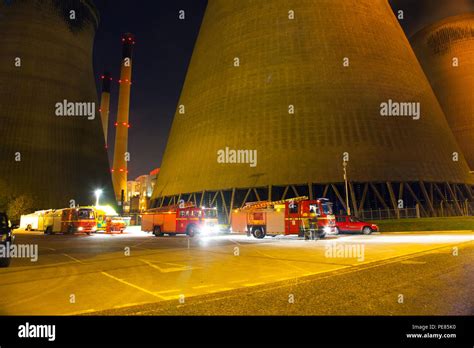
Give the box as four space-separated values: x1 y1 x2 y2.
410 13 474 170
0 0 114 209
152 0 474 220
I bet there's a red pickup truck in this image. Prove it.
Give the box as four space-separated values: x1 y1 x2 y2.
335 216 378 235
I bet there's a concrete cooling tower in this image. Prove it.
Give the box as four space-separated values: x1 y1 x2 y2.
152 0 474 218
0 0 114 209
411 13 474 170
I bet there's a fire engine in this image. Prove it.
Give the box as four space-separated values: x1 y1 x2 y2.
231 196 336 239
141 203 218 237
21 207 97 235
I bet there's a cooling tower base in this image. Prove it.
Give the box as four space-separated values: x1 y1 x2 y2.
152 182 474 223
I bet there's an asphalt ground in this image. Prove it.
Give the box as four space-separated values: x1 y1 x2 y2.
1 228 472 315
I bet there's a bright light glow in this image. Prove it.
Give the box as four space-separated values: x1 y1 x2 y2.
95 189 103 206
323 226 331 234
77 227 83 231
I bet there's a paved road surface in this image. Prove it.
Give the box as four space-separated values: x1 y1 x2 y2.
0 228 472 315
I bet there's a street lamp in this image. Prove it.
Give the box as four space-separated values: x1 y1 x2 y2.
342 161 351 216
94 189 103 207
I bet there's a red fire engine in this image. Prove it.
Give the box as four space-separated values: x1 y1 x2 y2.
141 203 218 237
43 207 97 235
231 196 336 239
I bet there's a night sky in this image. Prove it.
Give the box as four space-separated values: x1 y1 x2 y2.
93 0 474 180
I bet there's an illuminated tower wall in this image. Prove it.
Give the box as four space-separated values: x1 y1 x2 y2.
99 71 112 146
411 14 474 169
0 0 114 209
112 33 135 202
152 0 473 217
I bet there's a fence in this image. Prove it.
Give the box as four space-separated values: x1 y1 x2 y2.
354 201 474 220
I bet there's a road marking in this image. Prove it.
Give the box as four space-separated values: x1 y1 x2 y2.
101 271 166 299
67 308 97 315
113 302 150 309
192 284 215 289
62 253 84 264
228 238 242 246
211 287 233 292
155 289 182 294
140 259 197 273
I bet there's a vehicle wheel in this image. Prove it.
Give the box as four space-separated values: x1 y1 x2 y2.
26 224 32 231
0 257 11 268
362 227 372 235
168 233 176 237
153 226 163 237
317 229 327 239
334 227 340 235
67 226 74 235
45 226 53 235
252 227 266 239
187 225 197 238
86 232 91 236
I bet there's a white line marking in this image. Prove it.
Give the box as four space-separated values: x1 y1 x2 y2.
101 271 166 299
140 259 197 273
192 284 215 289
62 253 84 264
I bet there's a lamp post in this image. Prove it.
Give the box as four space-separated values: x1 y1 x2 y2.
343 161 351 216
95 189 103 207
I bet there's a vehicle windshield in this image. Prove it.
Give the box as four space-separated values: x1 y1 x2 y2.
309 204 319 215
78 209 95 219
203 209 217 218
322 202 333 215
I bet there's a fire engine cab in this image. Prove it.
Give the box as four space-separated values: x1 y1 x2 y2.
141 203 218 237
231 196 336 239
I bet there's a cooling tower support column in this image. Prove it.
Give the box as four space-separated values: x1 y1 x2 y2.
112 33 135 203
153 182 474 222
99 71 112 146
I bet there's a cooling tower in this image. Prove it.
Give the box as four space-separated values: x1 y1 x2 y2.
410 14 474 170
0 0 114 209
152 0 473 216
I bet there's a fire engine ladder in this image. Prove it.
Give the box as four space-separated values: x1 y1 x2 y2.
145 202 195 213
241 196 309 210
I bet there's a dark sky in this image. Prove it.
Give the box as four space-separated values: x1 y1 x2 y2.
93 0 208 179
93 0 474 180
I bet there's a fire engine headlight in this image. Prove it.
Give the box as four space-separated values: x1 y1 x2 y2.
92 226 97 231
77 227 83 231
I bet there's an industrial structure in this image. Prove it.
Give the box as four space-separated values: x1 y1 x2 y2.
99 71 112 146
410 13 474 170
111 33 135 204
152 0 474 221
0 0 114 209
